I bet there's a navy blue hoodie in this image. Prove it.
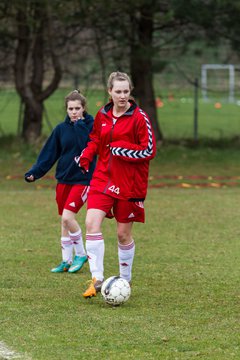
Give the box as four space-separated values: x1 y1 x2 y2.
25 114 96 185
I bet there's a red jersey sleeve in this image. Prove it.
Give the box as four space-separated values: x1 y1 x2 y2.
110 109 156 162
80 111 102 162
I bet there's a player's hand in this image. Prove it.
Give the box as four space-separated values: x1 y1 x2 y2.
74 156 90 174
25 175 35 182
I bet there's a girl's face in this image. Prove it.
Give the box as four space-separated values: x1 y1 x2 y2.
108 80 131 110
67 100 84 122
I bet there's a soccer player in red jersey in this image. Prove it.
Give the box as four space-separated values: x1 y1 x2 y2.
75 72 156 297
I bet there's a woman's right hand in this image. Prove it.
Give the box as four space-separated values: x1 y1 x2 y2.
74 155 90 174
25 175 35 182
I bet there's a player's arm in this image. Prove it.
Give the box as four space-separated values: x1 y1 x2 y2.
75 112 101 173
110 113 156 163
24 128 61 182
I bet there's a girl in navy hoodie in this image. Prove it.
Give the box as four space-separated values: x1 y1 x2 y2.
25 90 96 273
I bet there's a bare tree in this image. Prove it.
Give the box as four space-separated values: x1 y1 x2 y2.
13 1 61 142
129 3 163 142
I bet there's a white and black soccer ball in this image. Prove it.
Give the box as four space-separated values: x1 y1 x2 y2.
101 276 131 306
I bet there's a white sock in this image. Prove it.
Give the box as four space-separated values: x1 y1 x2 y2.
61 237 73 264
118 241 135 282
69 229 86 257
86 233 104 281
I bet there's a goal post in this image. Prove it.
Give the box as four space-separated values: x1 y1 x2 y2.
201 64 235 102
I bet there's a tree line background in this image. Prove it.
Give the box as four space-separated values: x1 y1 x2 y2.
0 0 240 144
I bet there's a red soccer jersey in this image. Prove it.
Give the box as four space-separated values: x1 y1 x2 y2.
81 101 156 201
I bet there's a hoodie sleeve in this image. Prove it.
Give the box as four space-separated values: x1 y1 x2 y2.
25 127 61 180
74 113 94 150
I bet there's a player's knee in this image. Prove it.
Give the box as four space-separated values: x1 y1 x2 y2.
62 214 73 229
61 216 69 229
86 217 102 233
117 230 131 245
85 219 96 233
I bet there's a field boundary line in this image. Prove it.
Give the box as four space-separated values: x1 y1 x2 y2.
0 341 29 359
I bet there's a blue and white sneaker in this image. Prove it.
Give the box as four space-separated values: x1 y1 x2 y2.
68 255 88 273
51 261 71 273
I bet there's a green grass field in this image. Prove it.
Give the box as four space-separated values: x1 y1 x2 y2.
0 89 240 359
0 184 240 359
1 88 240 140
0 143 240 359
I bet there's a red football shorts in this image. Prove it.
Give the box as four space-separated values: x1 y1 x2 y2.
87 190 145 223
56 183 89 215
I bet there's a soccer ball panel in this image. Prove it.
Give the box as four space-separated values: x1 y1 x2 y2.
121 286 130 298
110 286 121 297
101 276 131 306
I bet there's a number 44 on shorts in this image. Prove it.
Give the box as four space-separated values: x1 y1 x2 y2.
108 185 120 195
